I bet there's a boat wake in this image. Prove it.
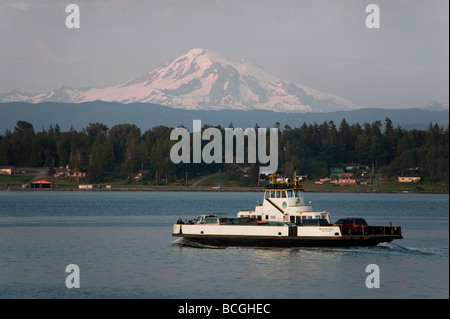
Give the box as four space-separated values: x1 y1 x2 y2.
318 242 449 257
376 242 449 256
171 238 224 249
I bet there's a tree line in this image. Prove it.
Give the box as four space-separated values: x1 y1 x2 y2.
0 118 448 184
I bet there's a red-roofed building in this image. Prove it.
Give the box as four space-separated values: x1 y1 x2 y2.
30 179 52 189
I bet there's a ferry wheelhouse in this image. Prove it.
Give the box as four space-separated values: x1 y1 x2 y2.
237 175 331 225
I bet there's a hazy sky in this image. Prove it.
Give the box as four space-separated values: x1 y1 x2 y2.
0 0 448 108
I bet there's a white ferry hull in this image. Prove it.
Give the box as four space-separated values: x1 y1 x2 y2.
172 224 402 247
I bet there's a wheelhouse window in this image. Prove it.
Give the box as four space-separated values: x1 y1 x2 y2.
266 190 290 199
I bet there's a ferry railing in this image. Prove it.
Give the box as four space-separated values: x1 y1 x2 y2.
335 225 402 236
367 225 402 236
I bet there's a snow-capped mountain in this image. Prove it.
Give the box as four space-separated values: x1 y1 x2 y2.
422 101 449 111
0 48 359 112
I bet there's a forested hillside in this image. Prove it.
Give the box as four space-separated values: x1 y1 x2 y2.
0 118 448 185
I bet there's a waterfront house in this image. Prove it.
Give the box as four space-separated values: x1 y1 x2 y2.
30 179 52 189
0 166 15 175
398 176 421 183
338 173 356 185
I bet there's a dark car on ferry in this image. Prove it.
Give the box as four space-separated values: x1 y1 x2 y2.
335 218 369 235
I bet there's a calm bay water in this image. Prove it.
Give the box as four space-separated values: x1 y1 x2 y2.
0 191 448 299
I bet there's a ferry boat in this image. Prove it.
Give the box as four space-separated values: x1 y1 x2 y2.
172 173 403 247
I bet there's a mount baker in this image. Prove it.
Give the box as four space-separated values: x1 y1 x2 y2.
0 48 359 113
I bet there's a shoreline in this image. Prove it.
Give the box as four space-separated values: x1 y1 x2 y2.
0 185 448 194
1 170 448 194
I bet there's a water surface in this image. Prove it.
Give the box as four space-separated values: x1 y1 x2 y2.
0 191 448 298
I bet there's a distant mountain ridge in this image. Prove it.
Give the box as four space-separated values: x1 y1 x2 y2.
421 101 449 111
0 48 360 113
0 101 447 133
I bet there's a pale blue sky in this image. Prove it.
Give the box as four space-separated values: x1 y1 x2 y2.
0 0 448 108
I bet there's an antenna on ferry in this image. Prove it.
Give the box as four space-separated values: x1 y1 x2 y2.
293 168 297 187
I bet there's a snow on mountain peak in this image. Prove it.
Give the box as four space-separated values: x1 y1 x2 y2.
0 48 359 112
